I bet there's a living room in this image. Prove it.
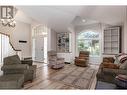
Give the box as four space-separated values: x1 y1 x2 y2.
0 5 127 90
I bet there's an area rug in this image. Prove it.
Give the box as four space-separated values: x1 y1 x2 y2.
95 81 117 89
49 64 97 89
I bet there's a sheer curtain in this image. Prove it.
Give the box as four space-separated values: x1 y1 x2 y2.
0 33 14 64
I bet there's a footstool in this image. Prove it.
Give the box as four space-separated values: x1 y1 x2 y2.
0 74 24 89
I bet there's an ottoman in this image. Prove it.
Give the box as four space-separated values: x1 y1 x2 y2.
0 74 24 89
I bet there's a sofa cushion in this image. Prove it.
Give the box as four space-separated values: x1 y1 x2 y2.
4 55 21 65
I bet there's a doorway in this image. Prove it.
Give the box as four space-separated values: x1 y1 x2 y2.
35 35 44 62
32 25 49 63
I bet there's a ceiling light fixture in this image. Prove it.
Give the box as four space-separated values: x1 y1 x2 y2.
82 19 86 22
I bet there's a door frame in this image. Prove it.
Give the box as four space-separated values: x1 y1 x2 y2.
32 35 48 63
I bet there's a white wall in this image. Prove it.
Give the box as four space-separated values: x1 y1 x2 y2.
15 10 33 24
47 29 57 51
71 29 76 62
51 29 57 51
10 21 32 57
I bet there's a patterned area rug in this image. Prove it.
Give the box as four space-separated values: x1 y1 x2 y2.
49 64 97 89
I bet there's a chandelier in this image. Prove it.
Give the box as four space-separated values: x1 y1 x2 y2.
0 6 17 27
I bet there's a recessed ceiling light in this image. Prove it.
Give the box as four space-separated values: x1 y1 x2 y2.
82 19 86 22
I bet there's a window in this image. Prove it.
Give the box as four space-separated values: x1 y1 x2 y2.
77 31 100 57
0 33 13 64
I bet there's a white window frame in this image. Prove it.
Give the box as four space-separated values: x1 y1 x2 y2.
77 31 101 57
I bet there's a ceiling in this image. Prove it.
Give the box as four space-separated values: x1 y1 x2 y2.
17 6 126 32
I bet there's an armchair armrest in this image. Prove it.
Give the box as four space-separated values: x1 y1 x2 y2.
21 60 33 66
75 57 78 59
103 68 127 75
1 64 29 71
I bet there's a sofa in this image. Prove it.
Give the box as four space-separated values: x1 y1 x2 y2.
75 51 89 67
48 50 64 69
97 57 127 83
1 55 37 82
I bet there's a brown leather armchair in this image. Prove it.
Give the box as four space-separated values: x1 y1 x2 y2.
75 51 89 67
97 57 127 83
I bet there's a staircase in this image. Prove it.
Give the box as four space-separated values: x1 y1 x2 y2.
9 41 22 59
0 33 22 64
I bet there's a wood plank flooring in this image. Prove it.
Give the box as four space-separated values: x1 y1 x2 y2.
23 63 99 89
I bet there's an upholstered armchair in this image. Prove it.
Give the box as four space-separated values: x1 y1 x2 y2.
75 51 89 67
48 50 64 69
1 55 37 82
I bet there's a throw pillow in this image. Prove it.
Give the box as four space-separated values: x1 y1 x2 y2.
117 53 127 63
119 60 127 70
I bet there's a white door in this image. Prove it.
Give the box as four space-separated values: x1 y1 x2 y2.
35 36 44 62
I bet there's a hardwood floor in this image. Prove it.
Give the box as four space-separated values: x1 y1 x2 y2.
0 62 99 89
23 63 99 90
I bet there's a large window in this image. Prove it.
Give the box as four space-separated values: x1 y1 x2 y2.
77 31 100 57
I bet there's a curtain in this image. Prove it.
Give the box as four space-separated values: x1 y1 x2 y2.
0 33 14 64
